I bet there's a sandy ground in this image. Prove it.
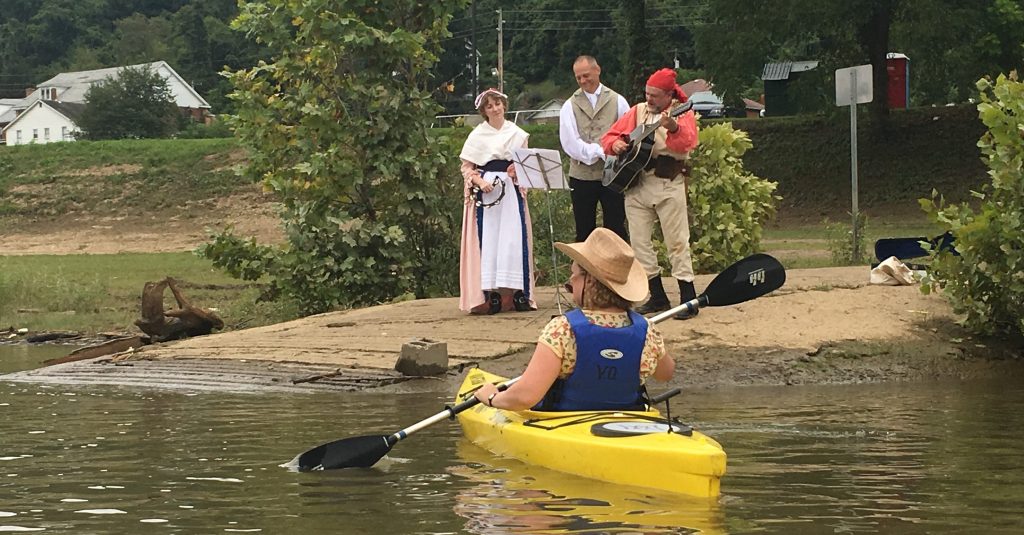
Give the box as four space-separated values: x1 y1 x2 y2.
2 203 1022 392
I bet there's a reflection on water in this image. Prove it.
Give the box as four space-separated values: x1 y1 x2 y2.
699 380 1024 534
450 441 722 534
1 368 1023 533
0 344 76 374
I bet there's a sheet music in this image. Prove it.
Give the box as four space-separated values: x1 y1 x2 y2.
511 148 567 190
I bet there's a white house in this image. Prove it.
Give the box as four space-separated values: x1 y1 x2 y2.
1 61 210 146
516 98 563 125
0 98 23 130
2 100 86 146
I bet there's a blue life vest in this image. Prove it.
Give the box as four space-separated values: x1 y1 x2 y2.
536 308 648 411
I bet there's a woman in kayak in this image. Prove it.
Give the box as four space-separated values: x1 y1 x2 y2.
474 227 675 411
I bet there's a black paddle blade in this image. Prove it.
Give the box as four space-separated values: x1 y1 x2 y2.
292 435 392 472
703 253 785 306
874 231 957 262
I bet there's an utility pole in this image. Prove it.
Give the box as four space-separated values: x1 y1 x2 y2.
496 8 503 92
470 1 478 97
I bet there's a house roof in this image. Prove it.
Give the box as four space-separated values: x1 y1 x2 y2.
761 61 819 81
0 109 17 125
0 99 22 124
680 79 713 97
26 60 210 108
742 97 765 111
47 101 87 122
0 100 87 135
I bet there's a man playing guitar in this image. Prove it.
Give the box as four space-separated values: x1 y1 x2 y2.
600 68 700 320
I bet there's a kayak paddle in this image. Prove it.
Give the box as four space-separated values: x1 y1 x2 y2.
289 252 786 472
650 252 785 322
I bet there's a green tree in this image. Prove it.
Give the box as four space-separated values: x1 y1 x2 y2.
109 13 175 65
921 73 1024 337
201 0 468 314
77 65 180 140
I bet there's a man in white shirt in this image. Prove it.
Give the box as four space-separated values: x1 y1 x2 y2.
559 55 630 242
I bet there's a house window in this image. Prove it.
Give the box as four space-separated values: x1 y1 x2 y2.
16 130 22 142
32 129 38 140
40 87 57 100
61 126 68 140
44 128 50 140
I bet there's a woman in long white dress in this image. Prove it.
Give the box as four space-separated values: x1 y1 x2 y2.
458 89 537 314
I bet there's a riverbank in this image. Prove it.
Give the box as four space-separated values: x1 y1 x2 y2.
5 265 1022 392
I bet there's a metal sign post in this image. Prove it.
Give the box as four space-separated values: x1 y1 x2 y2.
835 64 873 262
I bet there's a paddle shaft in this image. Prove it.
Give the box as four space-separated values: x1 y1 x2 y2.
386 377 521 446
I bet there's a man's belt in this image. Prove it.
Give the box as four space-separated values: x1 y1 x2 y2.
644 155 689 179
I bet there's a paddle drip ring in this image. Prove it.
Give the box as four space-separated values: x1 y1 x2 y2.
472 175 506 208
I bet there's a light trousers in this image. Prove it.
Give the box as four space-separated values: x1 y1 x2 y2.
624 171 694 281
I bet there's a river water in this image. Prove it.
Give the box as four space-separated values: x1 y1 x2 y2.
2 346 1023 534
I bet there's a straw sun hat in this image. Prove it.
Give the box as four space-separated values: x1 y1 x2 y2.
554 228 649 302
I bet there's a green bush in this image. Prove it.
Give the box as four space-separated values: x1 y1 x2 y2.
825 213 871 265
177 121 234 139
688 122 780 272
920 73 1024 337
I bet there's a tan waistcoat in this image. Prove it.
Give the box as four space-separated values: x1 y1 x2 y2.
568 87 622 181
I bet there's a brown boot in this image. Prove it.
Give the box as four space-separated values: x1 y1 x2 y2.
635 277 670 315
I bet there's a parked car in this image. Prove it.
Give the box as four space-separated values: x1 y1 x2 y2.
688 91 726 118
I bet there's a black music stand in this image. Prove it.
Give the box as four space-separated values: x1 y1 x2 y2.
512 148 572 315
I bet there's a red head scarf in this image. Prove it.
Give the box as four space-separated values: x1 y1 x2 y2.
646 68 687 102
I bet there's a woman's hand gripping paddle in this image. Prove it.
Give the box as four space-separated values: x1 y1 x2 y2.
288 253 786 472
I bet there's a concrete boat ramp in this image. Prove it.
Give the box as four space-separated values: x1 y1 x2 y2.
3 267 963 393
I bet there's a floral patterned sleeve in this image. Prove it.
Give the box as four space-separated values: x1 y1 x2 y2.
537 315 575 377
639 324 668 380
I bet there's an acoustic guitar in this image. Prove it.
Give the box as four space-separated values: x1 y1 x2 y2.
602 100 694 194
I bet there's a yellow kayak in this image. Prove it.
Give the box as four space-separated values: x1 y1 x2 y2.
455 368 727 498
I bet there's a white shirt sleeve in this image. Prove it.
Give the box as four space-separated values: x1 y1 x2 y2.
558 99 605 165
616 94 629 118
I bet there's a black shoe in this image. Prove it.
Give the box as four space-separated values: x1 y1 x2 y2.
636 298 671 315
512 290 531 312
487 291 502 314
674 279 699 320
636 276 670 315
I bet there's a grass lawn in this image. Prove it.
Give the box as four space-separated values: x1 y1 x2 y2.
0 252 295 334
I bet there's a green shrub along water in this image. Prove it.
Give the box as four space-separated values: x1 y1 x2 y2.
922 74 1024 338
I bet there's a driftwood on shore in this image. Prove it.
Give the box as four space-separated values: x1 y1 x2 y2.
134 277 224 342
43 336 147 366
